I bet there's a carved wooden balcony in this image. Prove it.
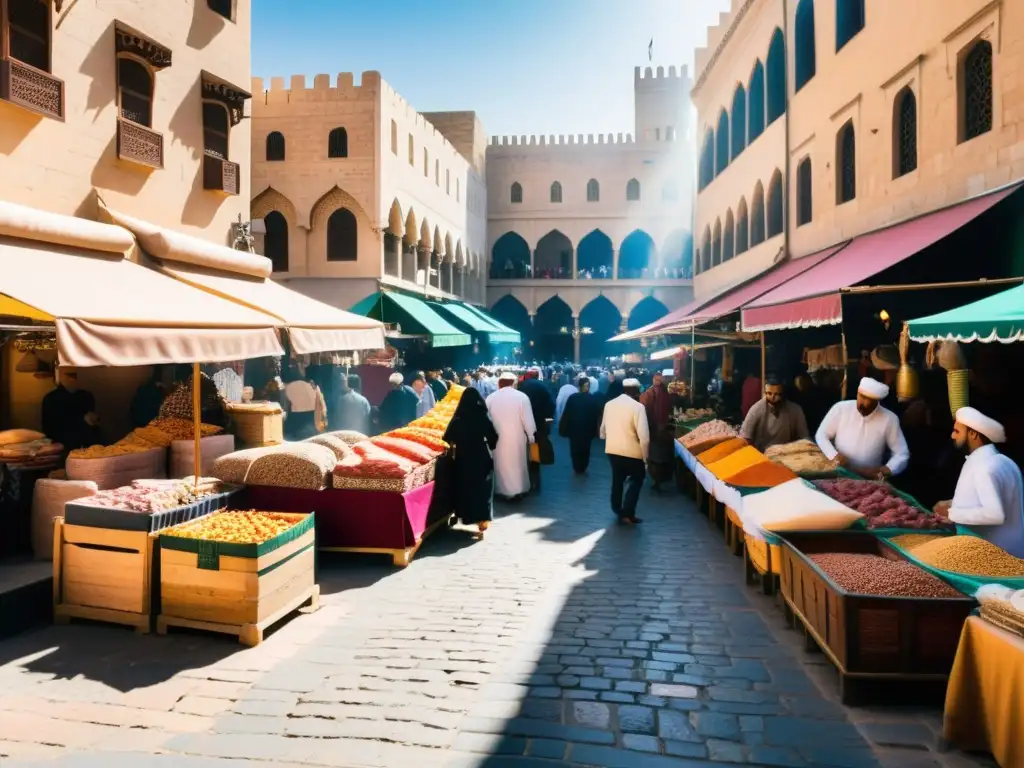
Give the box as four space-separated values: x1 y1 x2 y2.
203 154 239 196
117 118 164 169
0 57 65 120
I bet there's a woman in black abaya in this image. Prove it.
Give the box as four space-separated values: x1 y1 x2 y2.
442 387 499 537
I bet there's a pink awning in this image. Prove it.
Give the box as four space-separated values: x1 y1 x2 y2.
609 297 706 341
742 184 1022 332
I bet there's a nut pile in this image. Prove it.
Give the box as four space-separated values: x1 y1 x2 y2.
246 443 336 490
814 478 952 530
810 553 962 597
304 434 353 460
909 536 1024 577
164 510 298 544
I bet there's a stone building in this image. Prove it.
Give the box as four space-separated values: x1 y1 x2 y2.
693 0 1024 302
486 65 696 361
249 72 488 313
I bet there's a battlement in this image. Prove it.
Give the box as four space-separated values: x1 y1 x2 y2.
486 133 637 150
634 64 690 85
251 71 383 104
693 0 755 92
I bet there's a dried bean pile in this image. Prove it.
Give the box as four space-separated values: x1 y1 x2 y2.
910 536 1024 577
810 553 961 597
814 478 953 530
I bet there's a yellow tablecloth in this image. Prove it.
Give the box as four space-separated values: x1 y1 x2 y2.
944 616 1024 768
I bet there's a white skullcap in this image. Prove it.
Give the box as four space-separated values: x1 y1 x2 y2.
498 371 517 382
614 369 626 377
622 378 641 388
857 377 889 400
956 407 1006 443
388 372 404 385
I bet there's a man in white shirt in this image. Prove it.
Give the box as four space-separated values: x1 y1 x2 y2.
934 407 1024 558
815 377 910 480
486 372 537 500
408 371 436 419
600 379 650 525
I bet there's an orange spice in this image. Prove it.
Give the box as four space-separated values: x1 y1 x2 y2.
697 437 749 465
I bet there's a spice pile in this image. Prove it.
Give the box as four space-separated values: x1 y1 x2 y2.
813 478 952 530
765 440 837 475
907 536 1024 577
679 420 736 449
70 418 223 459
164 510 298 544
810 553 961 597
705 445 768 481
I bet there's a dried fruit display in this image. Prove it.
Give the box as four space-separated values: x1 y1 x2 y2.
679 420 736 449
813 478 953 531
908 536 1024 577
82 479 217 513
69 418 222 459
386 428 449 453
408 416 448 432
163 510 297 544
245 443 336 490
369 436 439 464
334 452 410 480
351 441 419 472
809 553 962 598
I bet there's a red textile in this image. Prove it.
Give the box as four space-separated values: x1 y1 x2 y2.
741 375 761 418
640 384 671 428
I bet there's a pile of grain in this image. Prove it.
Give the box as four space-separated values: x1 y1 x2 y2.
909 536 1024 577
810 553 961 598
210 447 276 484
888 533 946 552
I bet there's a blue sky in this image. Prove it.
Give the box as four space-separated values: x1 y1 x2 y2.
252 0 729 139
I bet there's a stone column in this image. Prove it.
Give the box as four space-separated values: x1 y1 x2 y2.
458 267 465 298
447 261 455 295
573 316 581 364
572 246 578 280
612 248 620 280
394 235 403 281
530 248 536 278
418 247 429 288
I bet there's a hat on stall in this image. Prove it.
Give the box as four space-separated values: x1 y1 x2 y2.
955 407 1007 443
870 344 900 371
388 372 404 386
498 371 517 382
857 377 889 400
622 378 641 389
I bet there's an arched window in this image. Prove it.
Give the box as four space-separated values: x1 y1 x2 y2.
795 0 816 91
266 131 285 161
960 39 993 143
699 129 715 189
264 211 289 272
8 0 51 72
328 127 348 158
390 120 398 154
767 170 784 237
894 88 917 177
797 157 813 225
456 179 460 202
207 0 233 20
701 228 712 272
836 0 865 51
662 182 678 202
731 84 747 158
587 179 600 202
511 182 523 204
326 208 357 262
694 249 701 275
723 210 735 262
767 29 787 124
117 57 153 127
445 169 450 194
749 60 766 142
837 120 856 203
716 110 730 173
751 183 766 246
736 199 749 254
712 220 722 266
550 181 562 203
408 135 414 165
626 178 641 201
202 102 229 159
423 148 429 177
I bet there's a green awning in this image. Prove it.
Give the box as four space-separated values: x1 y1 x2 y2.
349 292 470 348
429 302 521 345
908 283 1024 343
460 304 522 343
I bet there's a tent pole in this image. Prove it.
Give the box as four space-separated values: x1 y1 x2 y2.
192 362 201 491
689 324 695 397
760 332 766 392
842 276 1023 295
840 328 849 400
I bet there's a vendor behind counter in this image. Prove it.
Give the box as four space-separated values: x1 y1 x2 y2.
41 367 100 452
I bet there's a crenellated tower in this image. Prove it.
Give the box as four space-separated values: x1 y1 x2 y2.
634 65 691 144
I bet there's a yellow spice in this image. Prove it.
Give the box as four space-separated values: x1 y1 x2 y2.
911 535 1024 577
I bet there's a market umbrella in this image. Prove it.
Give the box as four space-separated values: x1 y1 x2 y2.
907 283 1024 344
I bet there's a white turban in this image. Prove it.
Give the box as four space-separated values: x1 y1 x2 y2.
857 377 889 400
956 407 1006 443
498 371 517 382
622 378 641 388
389 372 404 386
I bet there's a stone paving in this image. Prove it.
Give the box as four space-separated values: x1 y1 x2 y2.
0 440 998 767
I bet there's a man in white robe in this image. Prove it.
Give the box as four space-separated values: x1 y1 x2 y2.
486 372 537 499
815 377 910 480
934 407 1024 558
555 377 578 425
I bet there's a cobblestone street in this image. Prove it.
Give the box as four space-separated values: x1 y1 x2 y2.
0 442 995 767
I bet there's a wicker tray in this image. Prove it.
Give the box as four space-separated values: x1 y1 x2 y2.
64 487 241 532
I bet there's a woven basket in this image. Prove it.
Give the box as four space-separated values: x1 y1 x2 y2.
981 603 1024 639
947 369 970 417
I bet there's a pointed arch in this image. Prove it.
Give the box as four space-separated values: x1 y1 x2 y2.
699 128 715 189
627 296 669 331
328 127 348 158
404 209 418 245
265 131 285 161
626 178 641 202
309 185 370 232
577 229 613 274
751 182 766 246
432 225 443 256
326 209 357 262
701 226 712 273
723 209 735 261
794 0 816 91
716 110 730 174
264 211 289 273
960 39 993 143
550 181 563 203
736 197 749 254
660 229 693 278
511 181 523 203
748 60 766 142
535 230 573 277
251 186 297 227
618 230 656 278
534 295 574 333
894 87 918 177
490 294 532 338
579 296 623 360
836 119 856 203
443 232 454 262
387 199 404 237
586 178 600 202
419 219 432 249
731 83 747 157
797 158 813 225
767 169 784 237
491 232 531 278
712 219 722 267
767 29 787 124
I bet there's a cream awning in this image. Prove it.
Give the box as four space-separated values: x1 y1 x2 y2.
107 209 386 354
0 206 283 367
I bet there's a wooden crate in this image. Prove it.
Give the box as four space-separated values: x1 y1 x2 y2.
52 518 156 633
778 531 976 703
724 506 743 556
157 513 318 646
228 408 283 447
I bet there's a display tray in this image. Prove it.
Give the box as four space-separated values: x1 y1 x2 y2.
63 487 241 532
777 531 975 704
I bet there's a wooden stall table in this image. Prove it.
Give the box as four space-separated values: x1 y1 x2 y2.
944 616 1024 767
